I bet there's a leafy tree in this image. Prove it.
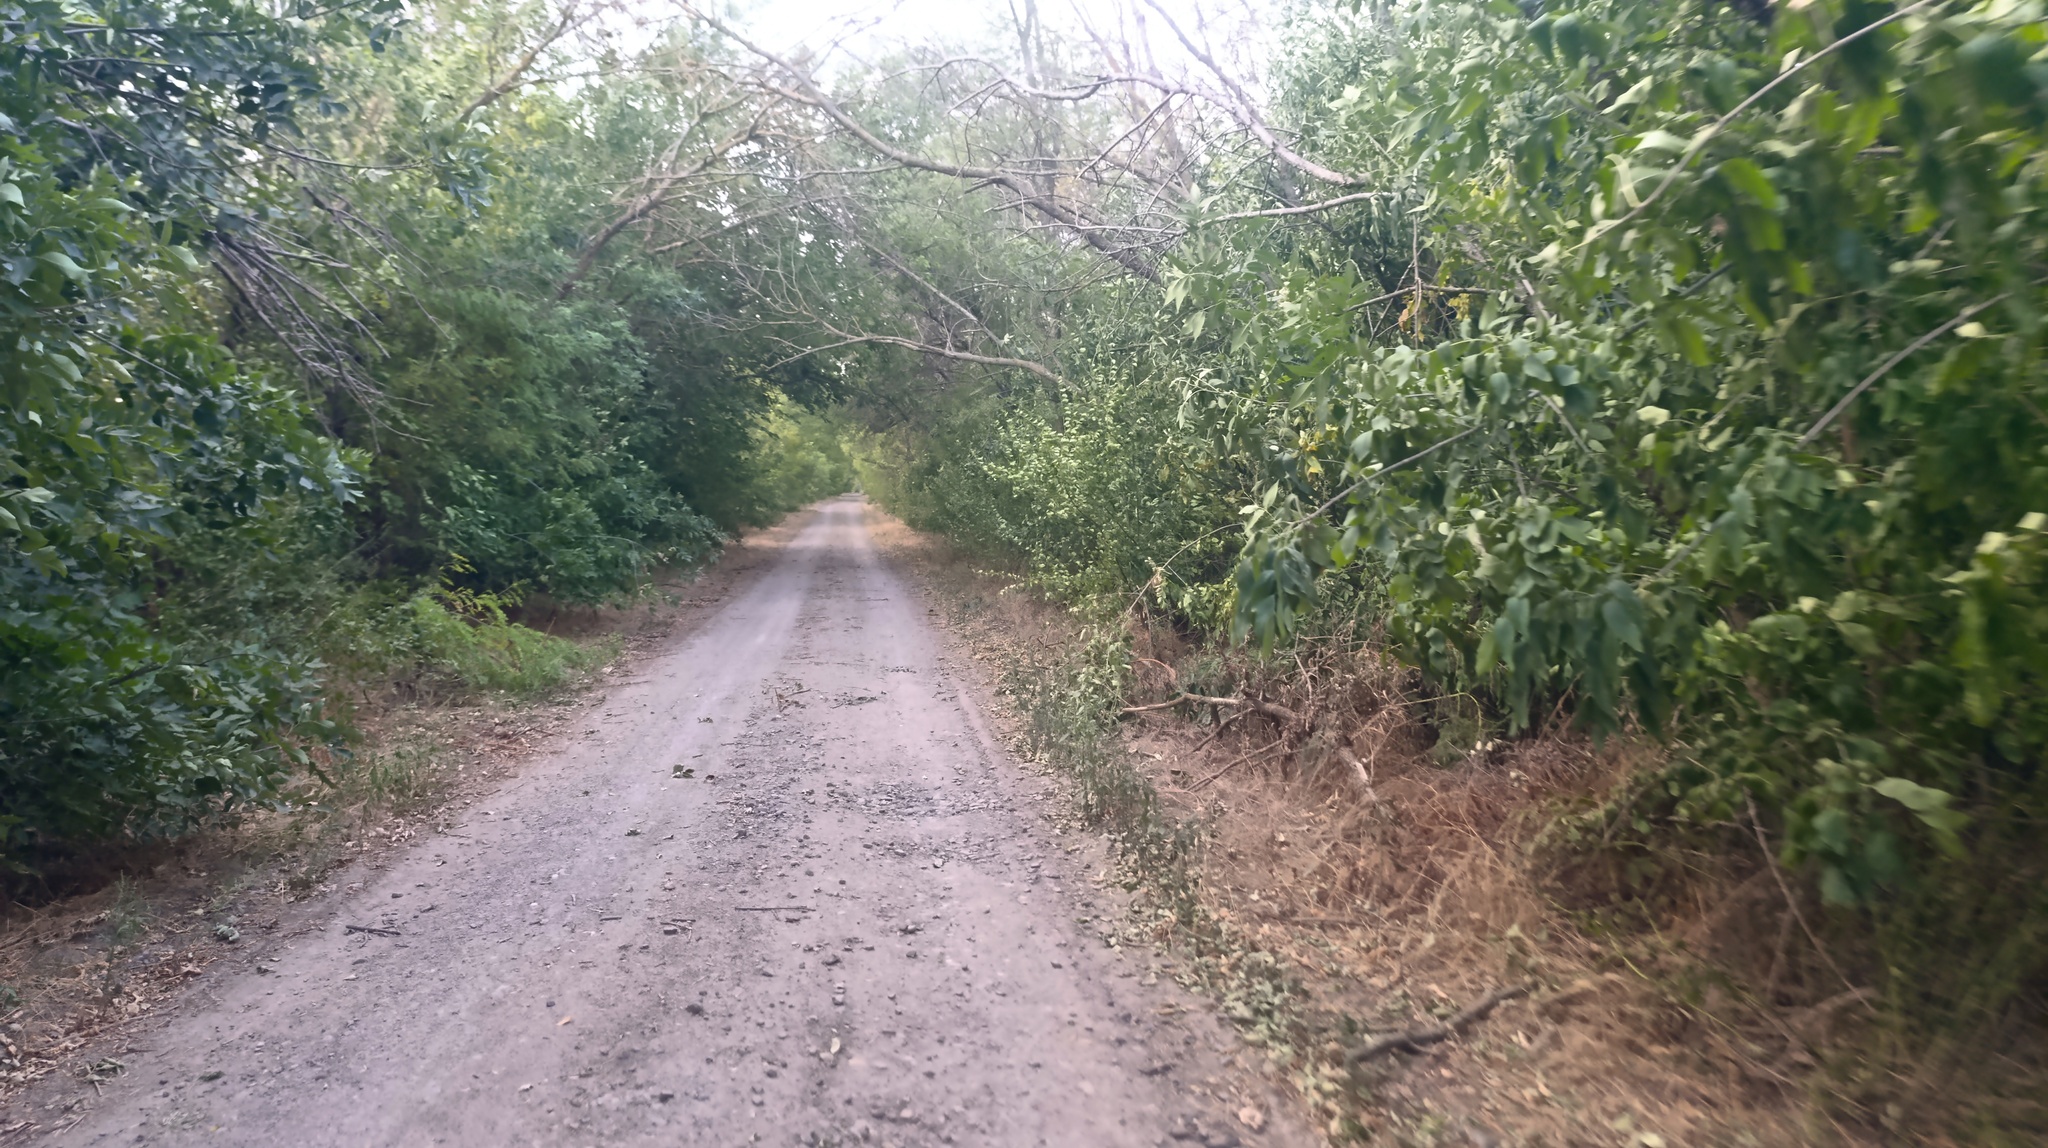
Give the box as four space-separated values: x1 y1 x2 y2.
1 0 374 866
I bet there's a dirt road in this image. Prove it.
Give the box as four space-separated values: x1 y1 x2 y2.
33 498 1295 1148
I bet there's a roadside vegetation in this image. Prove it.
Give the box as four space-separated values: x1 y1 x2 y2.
0 0 852 885
6 0 2047 1139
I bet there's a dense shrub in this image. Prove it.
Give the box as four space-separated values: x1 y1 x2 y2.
0 0 849 870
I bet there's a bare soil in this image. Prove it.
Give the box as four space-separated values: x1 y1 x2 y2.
2 497 1304 1148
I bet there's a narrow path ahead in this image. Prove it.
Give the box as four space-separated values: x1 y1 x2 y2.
48 498 1290 1148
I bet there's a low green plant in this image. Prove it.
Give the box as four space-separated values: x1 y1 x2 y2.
1005 619 1306 1071
105 876 150 950
344 744 447 811
747 396 856 520
402 586 613 699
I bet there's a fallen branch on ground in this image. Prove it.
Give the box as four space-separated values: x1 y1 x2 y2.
1343 985 1530 1067
1188 708 1246 754
1254 912 1383 929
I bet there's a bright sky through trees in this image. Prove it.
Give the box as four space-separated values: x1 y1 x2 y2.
724 0 1268 81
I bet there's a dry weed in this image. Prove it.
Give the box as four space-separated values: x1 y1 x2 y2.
1115 618 1908 1145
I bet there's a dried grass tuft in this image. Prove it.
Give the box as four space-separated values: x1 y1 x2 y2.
1109 616 1858 1145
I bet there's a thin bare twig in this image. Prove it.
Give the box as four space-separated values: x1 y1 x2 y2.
1746 795 1867 1005
452 1 585 123
1186 738 1284 792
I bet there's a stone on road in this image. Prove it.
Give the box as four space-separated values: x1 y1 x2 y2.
48 497 1292 1147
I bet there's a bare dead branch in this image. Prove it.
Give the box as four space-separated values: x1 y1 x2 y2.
1135 0 1367 188
1343 985 1530 1067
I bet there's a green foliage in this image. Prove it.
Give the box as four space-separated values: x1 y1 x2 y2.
398 586 611 698
857 348 1238 623
0 0 843 870
1 0 366 866
821 0 2048 1092
361 287 724 603
746 396 855 520
1210 0 2048 915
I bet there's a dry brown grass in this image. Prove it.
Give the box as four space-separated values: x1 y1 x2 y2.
866 508 1901 1146
1126 610 2024 1146
1118 630 1822 1146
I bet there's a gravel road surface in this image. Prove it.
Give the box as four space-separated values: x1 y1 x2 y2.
36 497 1297 1148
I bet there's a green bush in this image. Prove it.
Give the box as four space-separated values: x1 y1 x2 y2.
399 590 612 699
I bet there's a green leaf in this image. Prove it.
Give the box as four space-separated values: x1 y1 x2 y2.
39 252 88 280
1872 777 1970 856
1669 315 1709 365
1716 157 1781 211
1633 130 1689 154
1872 777 1955 815
1834 620 1881 657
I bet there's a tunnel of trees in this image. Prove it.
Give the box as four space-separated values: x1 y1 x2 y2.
5 0 2047 1129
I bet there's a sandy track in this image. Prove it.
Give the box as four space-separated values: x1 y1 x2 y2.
34 498 1296 1148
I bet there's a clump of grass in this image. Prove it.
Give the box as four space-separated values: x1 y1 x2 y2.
1013 626 1198 898
403 590 614 698
337 743 445 812
105 876 149 950
274 743 452 895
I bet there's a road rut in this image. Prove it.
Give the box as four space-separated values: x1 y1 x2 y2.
41 497 1294 1148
